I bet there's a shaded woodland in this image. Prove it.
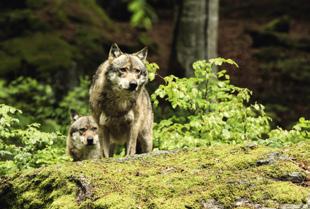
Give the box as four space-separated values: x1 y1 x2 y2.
0 0 309 126
0 1 309 208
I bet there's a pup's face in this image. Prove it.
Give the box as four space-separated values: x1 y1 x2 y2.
106 44 148 93
69 113 99 146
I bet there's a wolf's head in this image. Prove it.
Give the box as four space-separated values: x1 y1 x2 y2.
105 43 148 93
69 110 99 147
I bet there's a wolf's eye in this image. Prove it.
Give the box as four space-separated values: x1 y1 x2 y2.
91 127 97 131
134 69 141 74
79 128 86 133
119 68 127 73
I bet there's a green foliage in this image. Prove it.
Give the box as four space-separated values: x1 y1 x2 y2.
0 76 91 175
55 77 91 124
0 76 91 132
0 77 59 131
128 0 157 30
0 104 68 175
0 77 54 119
146 62 159 81
265 117 310 147
152 58 272 149
152 58 309 150
0 0 112 97
0 33 76 77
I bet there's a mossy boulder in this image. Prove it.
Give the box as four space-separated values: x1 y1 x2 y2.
1 142 309 209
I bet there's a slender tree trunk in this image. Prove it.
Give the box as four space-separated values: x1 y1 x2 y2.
207 0 219 59
170 0 219 77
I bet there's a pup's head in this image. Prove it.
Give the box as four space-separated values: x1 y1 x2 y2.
106 43 148 93
69 110 99 146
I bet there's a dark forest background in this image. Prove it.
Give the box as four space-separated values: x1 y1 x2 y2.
0 0 309 128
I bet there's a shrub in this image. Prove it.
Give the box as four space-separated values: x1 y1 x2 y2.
152 58 272 149
0 76 91 132
0 77 58 130
0 104 68 175
0 77 55 118
264 117 310 147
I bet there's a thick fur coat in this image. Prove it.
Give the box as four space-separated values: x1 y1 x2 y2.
89 44 153 157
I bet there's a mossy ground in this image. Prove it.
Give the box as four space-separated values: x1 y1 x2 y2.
0 142 309 209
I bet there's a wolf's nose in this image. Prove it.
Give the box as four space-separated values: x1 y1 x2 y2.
87 136 94 145
128 81 138 91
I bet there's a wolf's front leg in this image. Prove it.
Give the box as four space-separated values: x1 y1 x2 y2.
126 125 139 156
138 130 153 154
99 126 110 158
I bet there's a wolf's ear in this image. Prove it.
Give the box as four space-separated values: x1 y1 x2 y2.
109 43 123 59
134 47 148 61
70 109 79 122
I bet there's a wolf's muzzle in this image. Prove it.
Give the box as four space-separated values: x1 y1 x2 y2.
128 81 138 91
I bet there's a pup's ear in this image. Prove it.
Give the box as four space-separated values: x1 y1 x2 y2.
109 43 123 59
134 47 148 61
70 109 79 122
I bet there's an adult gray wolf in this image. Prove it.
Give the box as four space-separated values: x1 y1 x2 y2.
89 43 153 157
66 110 101 161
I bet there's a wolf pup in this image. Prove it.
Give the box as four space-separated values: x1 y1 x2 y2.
66 110 102 161
89 43 153 157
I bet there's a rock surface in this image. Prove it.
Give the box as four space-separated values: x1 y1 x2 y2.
0 142 309 209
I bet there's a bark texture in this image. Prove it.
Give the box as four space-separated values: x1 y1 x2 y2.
170 0 219 77
207 0 219 59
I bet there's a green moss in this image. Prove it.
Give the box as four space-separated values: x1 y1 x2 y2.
266 182 308 203
289 142 310 165
257 161 306 180
234 207 252 209
18 190 44 209
50 195 78 209
1 143 309 208
94 193 136 209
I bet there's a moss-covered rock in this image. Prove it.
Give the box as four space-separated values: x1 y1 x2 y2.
1 142 309 209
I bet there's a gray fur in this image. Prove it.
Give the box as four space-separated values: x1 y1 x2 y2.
66 114 101 161
89 43 153 157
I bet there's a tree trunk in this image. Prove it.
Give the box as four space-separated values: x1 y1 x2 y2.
207 0 219 59
170 0 219 77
